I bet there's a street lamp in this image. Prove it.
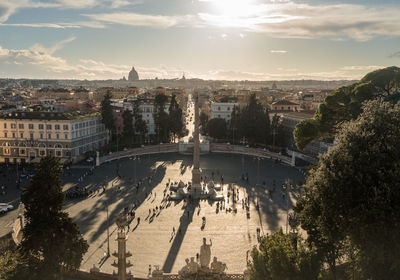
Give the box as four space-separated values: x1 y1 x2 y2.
284 179 292 234
106 200 110 257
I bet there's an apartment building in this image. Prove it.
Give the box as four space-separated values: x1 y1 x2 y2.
0 111 109 164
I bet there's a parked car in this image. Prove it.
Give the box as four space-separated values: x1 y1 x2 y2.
0 203 14 214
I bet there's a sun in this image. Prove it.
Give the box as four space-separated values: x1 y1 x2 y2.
213 0 256 18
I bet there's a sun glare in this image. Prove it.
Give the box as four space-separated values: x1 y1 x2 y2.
213 0 257 18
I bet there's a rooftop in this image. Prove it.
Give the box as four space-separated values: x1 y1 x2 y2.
1 110 100 120
271 99 300 106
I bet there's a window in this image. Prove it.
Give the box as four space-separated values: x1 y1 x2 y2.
56 151 61 156
40 133 43 139
64 134 68 139
227 107 230 111
56 134 59 139
40 150 45 156
18 124 24 129
75 124 78 129
46 124 52 130
39 124 44 130
20 149 25 155
63 124 69 130
12 132 15 138
3 123 6 129
20 133 24 138
4 132 7 138
55 124 60 130
218 106 221 111
29 124 34 129
30 133 34 140
48 134 51 139
11 123 16 129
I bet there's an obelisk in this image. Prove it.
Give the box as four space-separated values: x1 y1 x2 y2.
192 94 202 193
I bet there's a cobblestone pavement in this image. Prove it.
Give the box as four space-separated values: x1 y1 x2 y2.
64 153 304 279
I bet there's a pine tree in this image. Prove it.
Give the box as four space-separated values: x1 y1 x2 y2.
19 157 88 279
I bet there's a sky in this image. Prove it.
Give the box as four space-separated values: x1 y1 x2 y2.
0 0 399 81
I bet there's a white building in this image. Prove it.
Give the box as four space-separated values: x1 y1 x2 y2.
0 111 109 164
210 102 237 122
113 99 169 135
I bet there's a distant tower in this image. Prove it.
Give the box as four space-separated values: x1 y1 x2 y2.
181 72 186 80
128 67 139 81
272 81 278 90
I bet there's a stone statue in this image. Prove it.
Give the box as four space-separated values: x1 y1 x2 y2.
188 257 199 273
115 213 127 232
211 257 227 273
199 238 212 268
179 258 190 276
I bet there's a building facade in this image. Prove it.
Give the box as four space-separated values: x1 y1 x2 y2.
210 102 237 122
0 111 109 164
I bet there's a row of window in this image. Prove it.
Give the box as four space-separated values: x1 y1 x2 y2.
4 123 69 130
73 120 98 130
3 132 68 140
3 148 66 157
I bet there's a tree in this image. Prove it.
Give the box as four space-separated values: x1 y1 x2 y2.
153 93 171 143
19 157 88 279
230 94 271 146
133 100 147 144
199 111 208 135
207 118 227 140
122 109 134 148
168 95 184 140
100 91 115 142
249 229 321 280
295 100 400 279
294 66 400 150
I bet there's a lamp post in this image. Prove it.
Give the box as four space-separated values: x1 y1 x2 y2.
285 180 291 234
106 200 110 257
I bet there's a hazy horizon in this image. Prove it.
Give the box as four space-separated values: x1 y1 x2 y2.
0 0 399 81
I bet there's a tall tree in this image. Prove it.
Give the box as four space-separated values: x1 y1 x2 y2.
153 93 170 143
19 157 88 279
207 118 227 140
199 111 208 135
122 109 134 148
100 91 115 138
168 95 184 140
133 100 147 144
230 94 270 146
294 66 400 150
250 229 321 280
295 99 400 279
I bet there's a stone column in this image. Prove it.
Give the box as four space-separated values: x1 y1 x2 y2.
192 94 202 192
117 231 127 280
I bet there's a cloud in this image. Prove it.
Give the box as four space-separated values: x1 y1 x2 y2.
340 65 384 71
389 51 400 58
84 12 193 28
196 1 400 41
270 50 287 54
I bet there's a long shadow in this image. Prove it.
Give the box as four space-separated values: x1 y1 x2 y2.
162 199 199 273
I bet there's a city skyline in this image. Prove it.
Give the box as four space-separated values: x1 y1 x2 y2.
0 0 399 81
